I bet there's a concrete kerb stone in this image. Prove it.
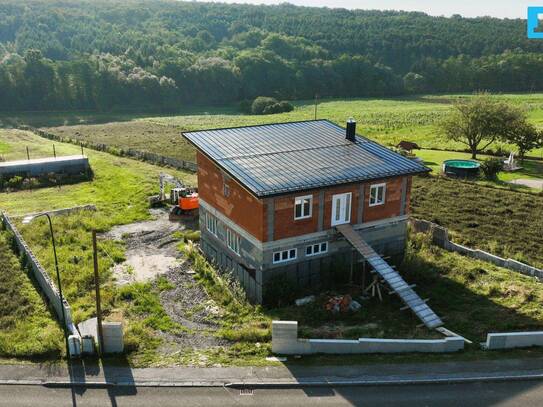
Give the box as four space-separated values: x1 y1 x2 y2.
272 321 465 355
483 332 543 350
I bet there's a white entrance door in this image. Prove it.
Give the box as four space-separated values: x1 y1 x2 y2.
331 192 352 226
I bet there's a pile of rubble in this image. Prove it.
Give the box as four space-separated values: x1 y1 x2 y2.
295 294 362 313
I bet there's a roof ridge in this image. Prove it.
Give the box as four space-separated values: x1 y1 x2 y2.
182 118 326 135
217 138 368 161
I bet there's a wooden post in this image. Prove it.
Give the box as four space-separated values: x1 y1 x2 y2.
92 230 104 355
26 146 30 160
349 249 354 285
53 144 56 159
81 144 84 156
314 94 319 120
362 260 367 290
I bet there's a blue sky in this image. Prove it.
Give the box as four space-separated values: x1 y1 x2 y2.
207 0 539 18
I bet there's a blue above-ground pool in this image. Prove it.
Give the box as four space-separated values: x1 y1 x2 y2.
443 159 480 178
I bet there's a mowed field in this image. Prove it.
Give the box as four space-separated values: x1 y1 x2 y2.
13 94 543 164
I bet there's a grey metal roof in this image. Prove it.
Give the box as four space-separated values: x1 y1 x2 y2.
183 120 429 197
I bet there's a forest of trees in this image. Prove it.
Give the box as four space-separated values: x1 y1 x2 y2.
1 0 542 112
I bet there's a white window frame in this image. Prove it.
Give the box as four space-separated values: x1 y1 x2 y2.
226 227 240 255
306 241 328 257
369 183 386 207
272 248 297 264
294 195 313 220
331 192 352 226
206 213 218 236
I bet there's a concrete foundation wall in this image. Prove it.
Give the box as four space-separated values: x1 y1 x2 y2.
200 203 409 303
272 321 464 355
411 219 543 280
484 332 543 350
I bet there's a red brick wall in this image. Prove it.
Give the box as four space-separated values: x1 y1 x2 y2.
362 177 406 223
273 176 411 240
273 192 319 240
197 151 267 241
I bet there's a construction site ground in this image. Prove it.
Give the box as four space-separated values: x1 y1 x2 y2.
105 208 228 353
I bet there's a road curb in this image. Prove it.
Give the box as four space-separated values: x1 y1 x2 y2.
1 372 543 388
226 373 543 388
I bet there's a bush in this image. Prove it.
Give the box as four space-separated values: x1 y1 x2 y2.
480 158 503 180
7 175 23 188
251 96 278 114
251 97 294 115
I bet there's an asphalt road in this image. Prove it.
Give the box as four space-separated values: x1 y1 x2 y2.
1 381 543 407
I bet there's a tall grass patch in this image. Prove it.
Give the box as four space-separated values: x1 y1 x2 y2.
0 230 63 357
402 232 543 341
412 176 543 268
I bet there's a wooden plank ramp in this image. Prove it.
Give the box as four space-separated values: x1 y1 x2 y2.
336 224 443 329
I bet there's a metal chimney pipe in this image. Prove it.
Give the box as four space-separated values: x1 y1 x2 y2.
346 118 356 141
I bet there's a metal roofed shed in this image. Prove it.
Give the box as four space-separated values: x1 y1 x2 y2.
183 120 430 197
0 155 89 178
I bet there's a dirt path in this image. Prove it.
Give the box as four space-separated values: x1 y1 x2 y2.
105 208 197 284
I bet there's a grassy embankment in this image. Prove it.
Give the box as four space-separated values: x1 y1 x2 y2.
0 129 196 363
0 229 63 358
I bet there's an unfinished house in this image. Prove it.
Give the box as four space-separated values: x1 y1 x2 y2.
183 120 441 328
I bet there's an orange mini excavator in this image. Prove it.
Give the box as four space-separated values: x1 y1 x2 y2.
169 187 199 219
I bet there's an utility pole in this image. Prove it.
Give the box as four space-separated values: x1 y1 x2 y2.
314 93 319 120
92 230 104 355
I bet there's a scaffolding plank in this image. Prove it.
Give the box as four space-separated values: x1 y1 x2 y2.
336 224 443 329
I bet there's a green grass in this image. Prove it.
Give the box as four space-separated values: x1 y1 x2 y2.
32 94 543 165
0 229 63 358
172 232 543 365
402 233 543 342
0 130 196 362
411 176 543 269
415 149 543 189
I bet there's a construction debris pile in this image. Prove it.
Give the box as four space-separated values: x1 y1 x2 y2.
324 294 362 313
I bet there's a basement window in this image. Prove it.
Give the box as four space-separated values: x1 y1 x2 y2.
369 183 386 207
273 248 297 264
294 195 312 220
306 242 328 257
206 213 218 236
226 227 241 255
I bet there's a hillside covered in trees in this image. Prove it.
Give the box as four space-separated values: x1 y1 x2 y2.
1 0 542 111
